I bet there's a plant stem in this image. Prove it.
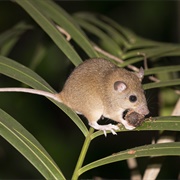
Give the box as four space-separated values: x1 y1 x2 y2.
71 128 94 180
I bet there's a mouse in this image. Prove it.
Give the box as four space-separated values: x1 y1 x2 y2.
56 58 149 136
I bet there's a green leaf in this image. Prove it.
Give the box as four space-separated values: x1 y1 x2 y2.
74 15 122 56
91 116 180 139
0 108 65 180
145 65 180 75
155 49 180 57
16 0 82 66
126 37 162 49
74 12 128 50
33 0 98 58
99 15 177 51
0 56 54 92
28 43 47 70
99 15 138 47
0 22 32 56
0 56 88 136
122 46 180 60
143 79 180 90
78 142 180 176
139 116 180 131
119 57 144 67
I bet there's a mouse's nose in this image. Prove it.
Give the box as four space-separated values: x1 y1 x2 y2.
136 105 149 115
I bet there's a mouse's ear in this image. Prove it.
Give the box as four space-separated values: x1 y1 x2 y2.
136 67 144 81
114 81 127 92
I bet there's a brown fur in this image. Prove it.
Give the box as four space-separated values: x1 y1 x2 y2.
57 58 149 134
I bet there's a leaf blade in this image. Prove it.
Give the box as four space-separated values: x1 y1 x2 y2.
143 79 180 90
145 65 180 75
91 116 180 139
0 108 66 180
74 12 128 51
78 142 180 176
0 22 32 56
16 0 82 66
34 0 98 58
0 56 88 136
74 16 122 56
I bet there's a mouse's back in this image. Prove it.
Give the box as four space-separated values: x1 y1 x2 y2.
58 58 115 114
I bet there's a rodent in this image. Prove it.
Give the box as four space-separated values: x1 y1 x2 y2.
57 58 149 136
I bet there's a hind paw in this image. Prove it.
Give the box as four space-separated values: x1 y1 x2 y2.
89 122 119 137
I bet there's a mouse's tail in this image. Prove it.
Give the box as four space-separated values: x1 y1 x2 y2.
0 87 63 103
54 92 63 103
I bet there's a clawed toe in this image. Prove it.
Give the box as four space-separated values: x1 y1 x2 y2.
89 122 119 137
110 129 117 135
104 124 119 136
103 127 118 137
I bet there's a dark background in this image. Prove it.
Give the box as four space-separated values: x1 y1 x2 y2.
0 1 179 179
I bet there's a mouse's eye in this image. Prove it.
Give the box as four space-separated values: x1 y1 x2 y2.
129 95 137 103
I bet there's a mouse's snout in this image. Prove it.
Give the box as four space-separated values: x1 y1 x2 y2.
136 105 149 116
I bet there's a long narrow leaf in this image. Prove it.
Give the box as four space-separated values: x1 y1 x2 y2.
100 15 138 45
143 79 180 90
0 56 54 92
0 22 32 47
122 46 180 60
145 65 180 75
34 0 98 58
0 108 65 180
119 57 144 66
100 15 167 49
0 56 88 136
78 142 180 176
74 12 128 49
74 17 122 56
0 22 32 56
91 116 180 139
16 0 82 66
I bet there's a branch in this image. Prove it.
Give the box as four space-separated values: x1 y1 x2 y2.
55 25 71 41
93 45 139 72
